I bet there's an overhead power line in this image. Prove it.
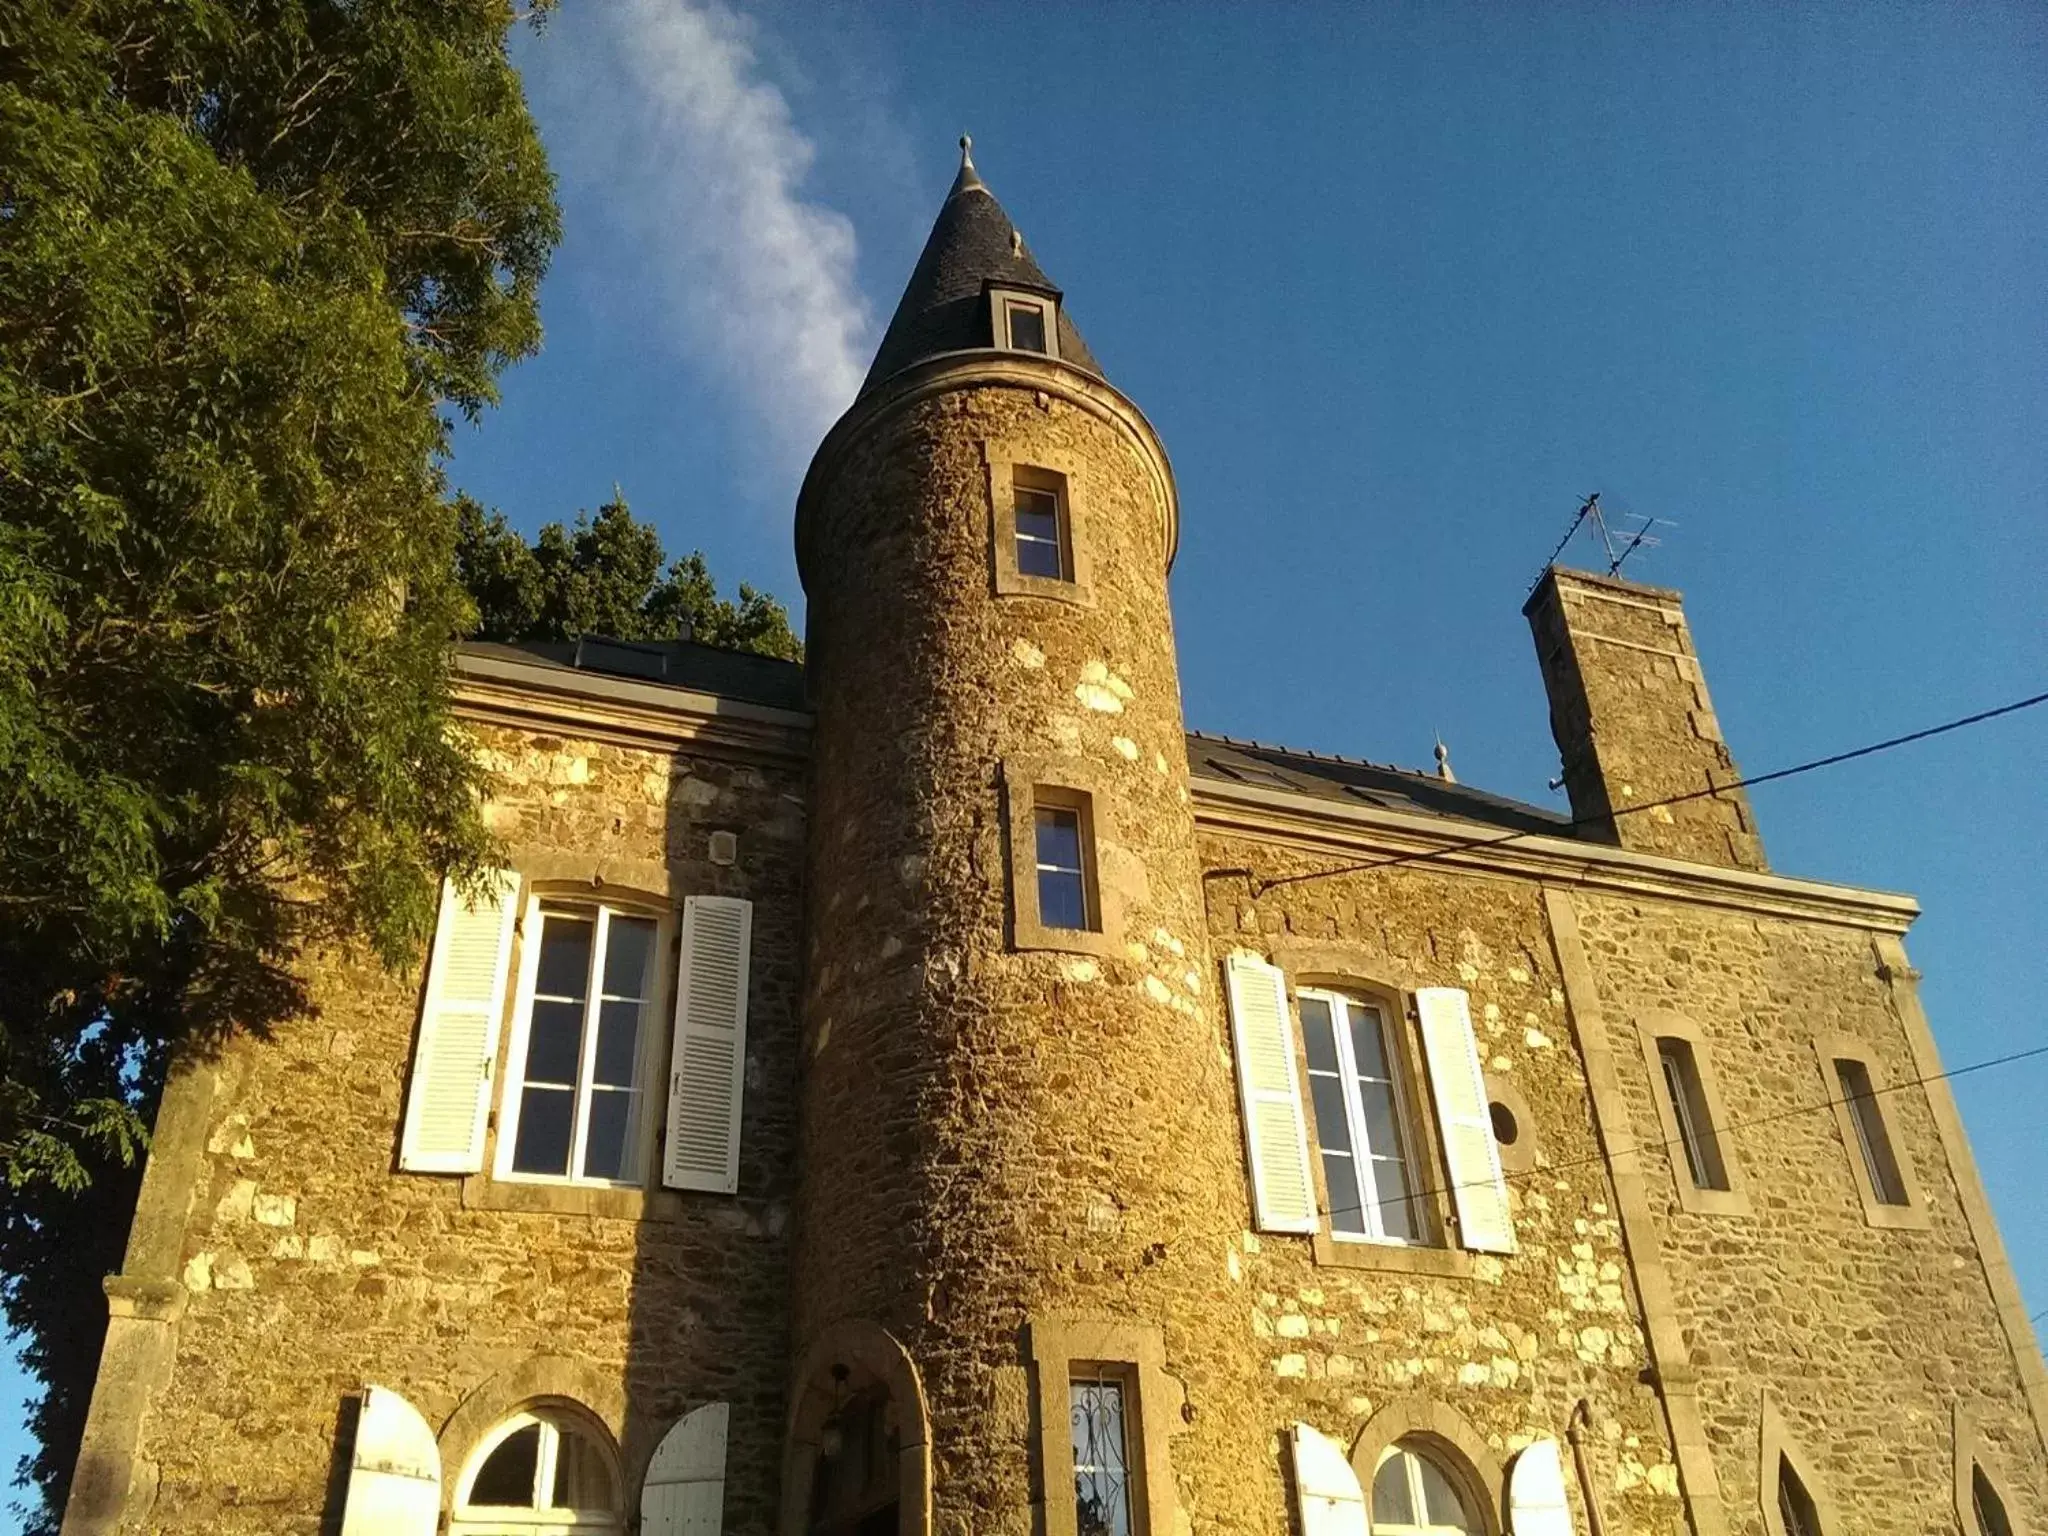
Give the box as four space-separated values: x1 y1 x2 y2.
1223 687 2048 898
1320 1038 2048 1228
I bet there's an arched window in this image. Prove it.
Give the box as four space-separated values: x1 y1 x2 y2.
1972 1465 2014 1536
1776 1455 1822 1536
1370 1440 1483 1535
453 1408 623 1534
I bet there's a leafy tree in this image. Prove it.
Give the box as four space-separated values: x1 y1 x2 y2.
0 2 558 1524
457 491 804 661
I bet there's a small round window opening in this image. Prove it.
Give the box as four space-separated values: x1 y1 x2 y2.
1489 1101 1520 1147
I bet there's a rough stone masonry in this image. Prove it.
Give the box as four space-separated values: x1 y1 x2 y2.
59 144 2044 1536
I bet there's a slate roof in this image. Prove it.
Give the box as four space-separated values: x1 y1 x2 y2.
460 638 807 714
1187 732 1576 838
861 143 1104 395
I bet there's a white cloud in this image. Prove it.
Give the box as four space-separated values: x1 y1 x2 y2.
532 0 874 482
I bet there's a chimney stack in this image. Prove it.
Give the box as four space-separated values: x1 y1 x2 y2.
1524 567 1766 872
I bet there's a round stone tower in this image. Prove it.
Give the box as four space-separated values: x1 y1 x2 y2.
789 144 1276 1535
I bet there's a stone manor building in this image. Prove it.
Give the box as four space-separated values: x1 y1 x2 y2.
63 145 2045 1536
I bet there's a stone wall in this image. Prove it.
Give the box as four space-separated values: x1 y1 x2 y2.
116 720 808 1534
1568 890 2048 1534
1196 828 1692 1536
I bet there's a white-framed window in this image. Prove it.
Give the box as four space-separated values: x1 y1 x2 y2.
1033 797 1094 932
1011 466 1071 581
496 901 662 1187
989 286 1059 359
1370 1441 1483 1535
1297 988 1424 1244
454 1409 623 1535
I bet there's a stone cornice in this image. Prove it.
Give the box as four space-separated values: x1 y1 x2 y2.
452 649 811 762
794 349 1180 591
1192 777 1919 933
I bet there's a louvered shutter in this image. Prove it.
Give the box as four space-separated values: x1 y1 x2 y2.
398 871 518 1173
339 1386 440 1536
1508 1438 1573 1536
1225 953 1319 1234
1416 986 1516 1254
664 896 752 1193
1291 1423 1367 1536
642 1402 729 1535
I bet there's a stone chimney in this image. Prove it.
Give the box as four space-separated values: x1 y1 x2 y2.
1524 566 1766 871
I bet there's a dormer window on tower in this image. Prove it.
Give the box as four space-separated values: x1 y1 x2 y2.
989 285 1059 359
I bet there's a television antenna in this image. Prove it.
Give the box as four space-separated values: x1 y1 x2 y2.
1530 492 1674 589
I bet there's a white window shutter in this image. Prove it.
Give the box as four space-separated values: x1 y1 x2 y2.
664 896 752 1193
1225 952 1319 1234
1508 1437 1573 1536
1291 1423 1368 1536
339 1385 440 1536
398 871 518 1173
641 1402 729 1535
1416 986 1516 1254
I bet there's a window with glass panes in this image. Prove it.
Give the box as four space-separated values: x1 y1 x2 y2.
1370 1442 1481 1535
1657 1036 1730 1191
455 1410 620 1534
501 904 658 1184
1013 476 1068 580
1777 1456 1823 1536
1833 1056 1909 1206
1034 801 1092 931
1005 298 1049 353
1296 989 1424 1242
1071 1369 1137 1536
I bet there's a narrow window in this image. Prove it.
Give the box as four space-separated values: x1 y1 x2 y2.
1012 469 1069 580
1034 800 1093 931
505 904 658 1184
1298 990 1424 1243
1657 1037 1730 1191
1972 1465 2013 1536
1777 1455 1822 1536
1834 1057 1909 1206
1071 1368 1138 1536
1006 299 1049 353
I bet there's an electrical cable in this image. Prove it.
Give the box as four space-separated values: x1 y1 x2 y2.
1228 688 2048 898
1315 1038 2048 1229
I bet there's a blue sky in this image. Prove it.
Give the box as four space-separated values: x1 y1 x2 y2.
8 0 2045 1516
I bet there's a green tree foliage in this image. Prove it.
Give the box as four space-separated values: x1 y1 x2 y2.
0 2 558 1523
456 492 805 661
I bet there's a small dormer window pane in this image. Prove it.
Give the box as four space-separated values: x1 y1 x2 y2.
1007 301 1048 353
1015 485 1065 578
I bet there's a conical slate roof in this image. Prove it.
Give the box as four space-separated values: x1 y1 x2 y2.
860 140 1103 395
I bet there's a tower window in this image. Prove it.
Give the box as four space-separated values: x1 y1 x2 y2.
1005 299 1048 353
1297 989 1426 1244
1012 468 1070 580
1071 1368 1138 1536
1034 797 1094 931
1656 1036 1730 1192
988 286 1060 360
1833 1056 1908 1206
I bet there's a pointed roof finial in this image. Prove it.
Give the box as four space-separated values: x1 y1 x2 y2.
951 134 985 197
1433 735 1457 783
